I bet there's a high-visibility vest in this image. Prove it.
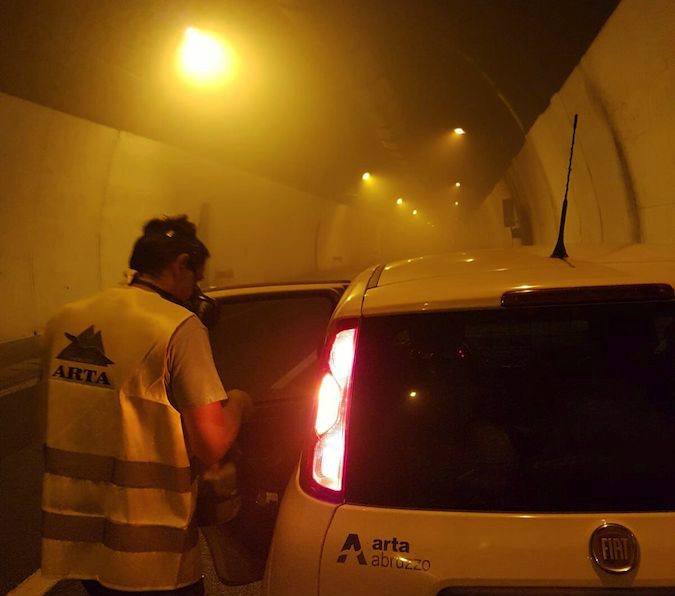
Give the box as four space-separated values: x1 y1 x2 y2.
41 285 202 591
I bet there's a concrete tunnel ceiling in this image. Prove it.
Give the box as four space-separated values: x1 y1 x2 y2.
0 0 618 218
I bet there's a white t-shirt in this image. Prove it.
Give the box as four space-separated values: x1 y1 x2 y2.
165 315 228 411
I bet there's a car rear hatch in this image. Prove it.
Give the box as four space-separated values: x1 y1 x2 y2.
320 509 675 595
319 294 675 595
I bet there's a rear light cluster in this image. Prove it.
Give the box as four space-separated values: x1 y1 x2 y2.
301 319 359 502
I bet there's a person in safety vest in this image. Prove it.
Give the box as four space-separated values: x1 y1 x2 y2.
41 215 251 596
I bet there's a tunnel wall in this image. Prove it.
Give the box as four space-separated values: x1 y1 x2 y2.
478 0 675 248
0 96 444 592
0 90 441 347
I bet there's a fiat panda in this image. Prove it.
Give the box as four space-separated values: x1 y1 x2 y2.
262 245 675 596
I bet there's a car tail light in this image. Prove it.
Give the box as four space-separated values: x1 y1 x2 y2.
301 319 359 502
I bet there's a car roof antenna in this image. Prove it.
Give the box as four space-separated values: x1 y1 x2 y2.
551 113 579 259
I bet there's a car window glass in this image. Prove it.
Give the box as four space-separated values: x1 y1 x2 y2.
209 294 335 403
346 302 675 512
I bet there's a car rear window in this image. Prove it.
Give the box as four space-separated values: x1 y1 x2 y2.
345 301 675 512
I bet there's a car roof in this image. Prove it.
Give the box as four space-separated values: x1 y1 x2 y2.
206 281 348 300
334 244 675 317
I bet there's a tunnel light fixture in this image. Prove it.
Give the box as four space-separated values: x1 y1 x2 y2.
412 209 418 216
396 197 404 205
178 27 234 86
453 127 466 135
454 201 460 207
455 181 461 187
361 172 371 181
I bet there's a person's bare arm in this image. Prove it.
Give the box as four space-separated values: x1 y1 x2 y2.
181 390 252 468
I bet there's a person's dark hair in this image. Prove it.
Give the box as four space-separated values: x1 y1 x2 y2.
129 215 209 275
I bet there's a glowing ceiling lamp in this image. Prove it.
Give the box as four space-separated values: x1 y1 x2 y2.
178 27 234 86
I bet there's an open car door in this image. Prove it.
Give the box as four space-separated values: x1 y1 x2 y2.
203 282 348 584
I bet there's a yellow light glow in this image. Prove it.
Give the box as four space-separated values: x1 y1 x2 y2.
409 391 417 398
453 127 466 135
412 209 418 216
396 197 404 205
361 172 371 181
454 201 459 206
178 27 234 85
316 428 345 489
315 374 341 435
455 181 461 187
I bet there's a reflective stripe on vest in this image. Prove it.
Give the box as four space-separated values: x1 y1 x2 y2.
42 511 199 553
44 446 195 492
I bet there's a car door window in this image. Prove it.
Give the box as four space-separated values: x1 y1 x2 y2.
209 293 337 403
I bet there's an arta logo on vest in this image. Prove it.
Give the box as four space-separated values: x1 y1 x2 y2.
52 325 114 388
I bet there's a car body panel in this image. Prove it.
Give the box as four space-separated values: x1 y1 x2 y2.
331 265 380 320
364 246 675 316
262 469 339 596
320 507 675 595
208 282 349 301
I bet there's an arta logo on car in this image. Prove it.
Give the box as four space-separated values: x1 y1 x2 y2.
337 533 431 572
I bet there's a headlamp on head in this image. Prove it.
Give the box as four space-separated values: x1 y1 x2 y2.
129 215 210 276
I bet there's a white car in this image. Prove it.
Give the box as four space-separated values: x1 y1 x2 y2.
258 245 675 595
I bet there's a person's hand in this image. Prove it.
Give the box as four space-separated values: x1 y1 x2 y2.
225 389 254 423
